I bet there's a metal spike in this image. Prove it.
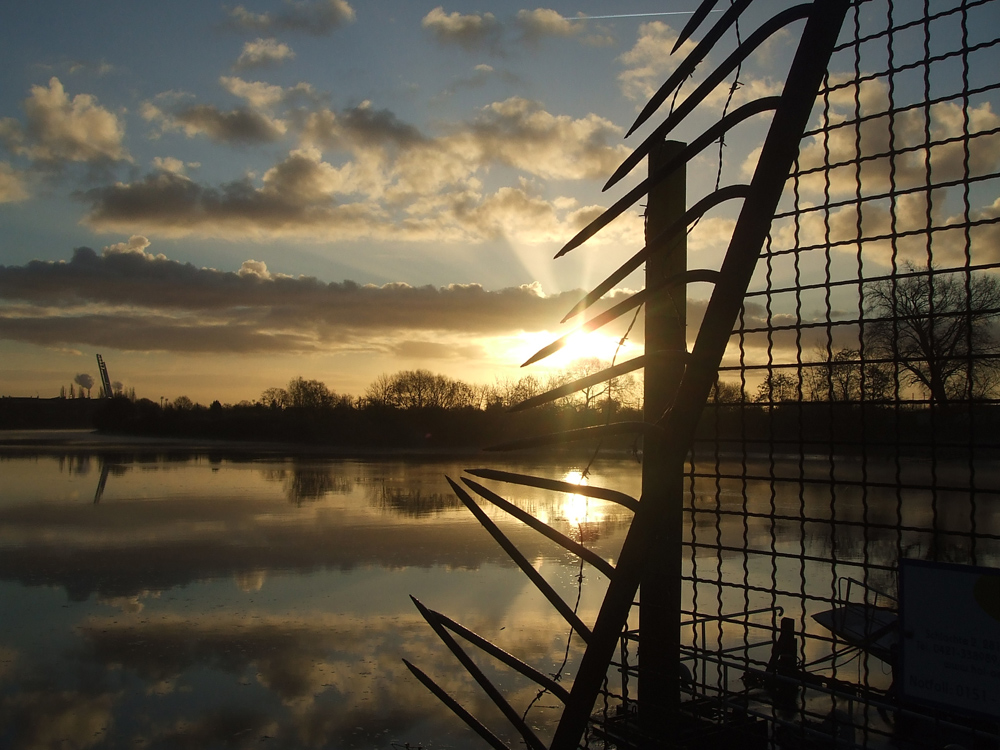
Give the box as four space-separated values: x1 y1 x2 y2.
558 97 779 258
412 598 571 702
410 597 547 750
523 270 719 367
607 5 809 190
446 477 593 643
466 468 639 512
509 357 647 413
549 2 851 746
462 478 616 579
484 421 662 453
673 0 724 53
628 0 753 137
402 659 512 750
560 186 749 322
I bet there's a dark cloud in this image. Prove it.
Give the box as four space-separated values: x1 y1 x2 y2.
226 0 355 35
0 244 616 353
170 104 285 144
338 103 425 149
80 167 374 237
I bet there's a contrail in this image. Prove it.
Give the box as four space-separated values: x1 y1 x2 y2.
567 10 722 20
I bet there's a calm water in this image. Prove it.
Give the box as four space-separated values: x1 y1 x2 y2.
0 453 640 750
1 451 997 749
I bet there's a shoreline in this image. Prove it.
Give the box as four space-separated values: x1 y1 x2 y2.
0 428 491 459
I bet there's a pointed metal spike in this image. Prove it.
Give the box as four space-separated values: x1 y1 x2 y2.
411 597 571 702
674 0 723 52
549 2 852 745
466 468 640 512
409 597 548 750
606 4 809 191
402 659 513 750
484 421 662 453
462 478 616 578
560 186 750 323
510 356 647 413
524 270 719 368
627 0 752 138
522 293 646 367
446 477 593 642
560 98 778 260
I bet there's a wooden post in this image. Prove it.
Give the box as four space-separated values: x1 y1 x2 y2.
639 138 687 725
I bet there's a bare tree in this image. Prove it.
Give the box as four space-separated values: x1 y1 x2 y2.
754 372 798 404
804 348 893 402
864 265 1000 402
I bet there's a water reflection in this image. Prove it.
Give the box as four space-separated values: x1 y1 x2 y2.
0 454 635 748
3 452 995 747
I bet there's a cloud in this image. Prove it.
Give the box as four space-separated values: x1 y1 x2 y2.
142 101 286 144
0 162 29 202
0 77 129 163
459 96 629 180
0 243 633 354
85 98 634 243
421 7 501 51
515 8 582 41
220 76 317 111
233 37 295 70
226 0 355 35
151 156 198 175
617 21 697 101
434 64 521 100
0 691 114 750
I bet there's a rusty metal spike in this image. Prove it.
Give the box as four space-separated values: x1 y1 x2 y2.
522 270 719 367
484 421 662 453
461 478 616 579
557 97 778 258
628 0 753 138
560 185 750 323
402 659 512 750
508 357 647 413
466 468 639 513
412 598 571 702
409 597 547 750
446 477 593 643
605 5 810 191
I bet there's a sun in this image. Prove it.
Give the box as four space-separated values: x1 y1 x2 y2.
509 329 639 369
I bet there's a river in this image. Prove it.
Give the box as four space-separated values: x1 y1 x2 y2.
1 447 997 749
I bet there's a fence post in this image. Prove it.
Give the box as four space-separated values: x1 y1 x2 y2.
640 138 687 726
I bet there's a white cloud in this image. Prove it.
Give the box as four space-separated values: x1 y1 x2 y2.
0 162 29 202
515 8 582 40
617 21 697 101
234 38 296 70
0 77 129 163
421 7 500 51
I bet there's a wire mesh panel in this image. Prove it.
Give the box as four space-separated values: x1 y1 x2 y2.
404 1 1000 748
669 1 1000 747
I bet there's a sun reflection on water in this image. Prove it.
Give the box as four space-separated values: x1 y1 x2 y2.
561 470 603 528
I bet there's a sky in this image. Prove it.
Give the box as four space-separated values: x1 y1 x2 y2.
1 0 998 404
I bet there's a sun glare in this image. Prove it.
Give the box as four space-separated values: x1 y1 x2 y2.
561 470 604 527
508 329 638 369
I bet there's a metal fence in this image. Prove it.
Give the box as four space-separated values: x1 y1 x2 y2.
405 1 1000 748
597 1 1000 747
